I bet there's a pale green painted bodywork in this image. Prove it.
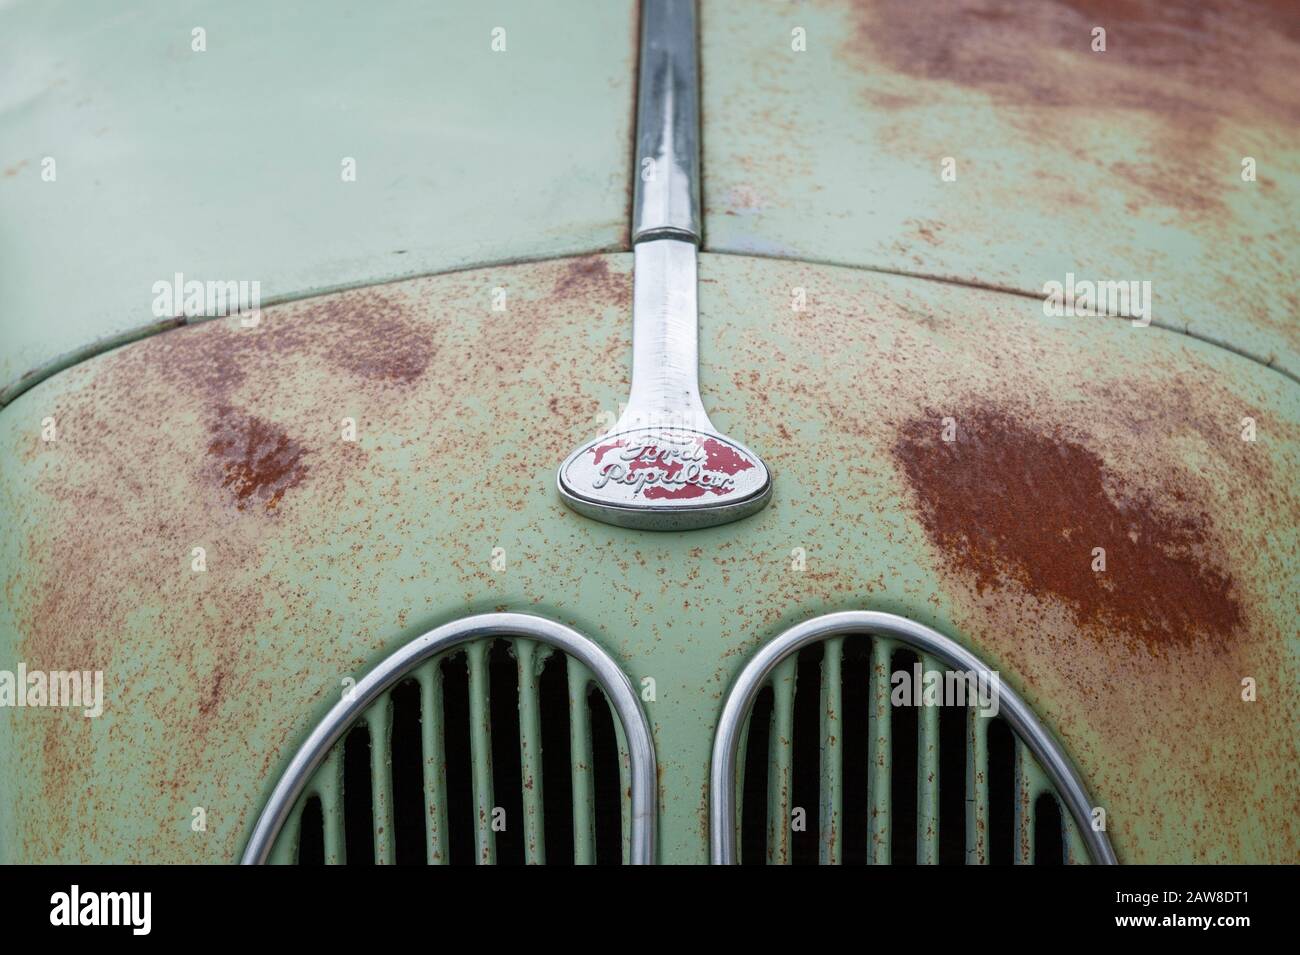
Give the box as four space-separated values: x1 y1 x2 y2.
699 0 1300 377
0 0 637 402
0 0 1297 866
0 253 1295 863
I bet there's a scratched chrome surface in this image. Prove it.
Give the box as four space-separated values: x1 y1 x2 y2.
0 253 1295 863
700 0 1300 377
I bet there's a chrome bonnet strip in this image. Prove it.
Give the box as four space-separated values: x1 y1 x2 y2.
633 0 701 243
557 0 772 530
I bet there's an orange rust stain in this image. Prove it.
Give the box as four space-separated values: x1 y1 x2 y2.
842 0 1300 223
11 255 635 859
892 403 1244 653
206 408 308 512
848 0 1300 125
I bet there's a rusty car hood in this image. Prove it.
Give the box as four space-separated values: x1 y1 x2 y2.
1 253 1295 862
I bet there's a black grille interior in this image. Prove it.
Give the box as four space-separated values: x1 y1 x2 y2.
738 640 1072 865
292 639 626 864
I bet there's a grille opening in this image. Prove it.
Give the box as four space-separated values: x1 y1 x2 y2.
342 724 375 864
390 678 426 865
297 796 324 865
487 641 525 865
260 623 645 865
440 652 474 865
988 717 1016 865
738 685 773 865
839 639 871 865
538 649 575 864
588 684 623 865
1034 793 1065 865
889 649 920 865
716 619 1107 865
790 643 824 866
937 698 967 865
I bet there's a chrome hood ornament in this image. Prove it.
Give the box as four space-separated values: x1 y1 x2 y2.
557 0 771 530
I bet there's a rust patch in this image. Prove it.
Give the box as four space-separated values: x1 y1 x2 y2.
144 287 437 407
552 255 630 305
892 403 1244 653
8 255 635 859
842 0 1300 219
312 293 436 385
207 407 308 512
848 0 1300 124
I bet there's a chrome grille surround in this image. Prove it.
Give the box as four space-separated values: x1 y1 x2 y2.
710 611 1117 864
242 613 656 864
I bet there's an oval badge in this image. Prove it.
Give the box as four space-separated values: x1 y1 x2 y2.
558 427 772 530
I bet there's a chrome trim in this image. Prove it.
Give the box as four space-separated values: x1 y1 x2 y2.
709 611 1118 864
557 240 771 529
242 613 657 864
624 240 708 430
557 0 770 529
632 0 700 243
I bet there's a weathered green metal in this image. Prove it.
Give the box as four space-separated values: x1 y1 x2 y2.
255 633 638 864
514 641 546 864
366 693 395 864
867 637 893 864
763 656 795 864
566 656 597 865
1015 740 1053 866
717 627 1098 864
0 251 1295 863
966 705 991 864
0 0 638 404
917 653 941 864
466 641 495 865
699 0 1300 377
816 635 842 864
416 658 449 864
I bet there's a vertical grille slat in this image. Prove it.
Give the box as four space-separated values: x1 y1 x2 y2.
566 656 597 865
711 613 1114 865
867 637 894 865
514 639 547 865
966 703 990 864
315 748 345 864
1015 739 1049 864
416 659 448 864
916 652 942 865
818 636 843 865
465 641 495 865
1065 811 1091 865
249 615 653 866
765 656 797 865
367 694 395 865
